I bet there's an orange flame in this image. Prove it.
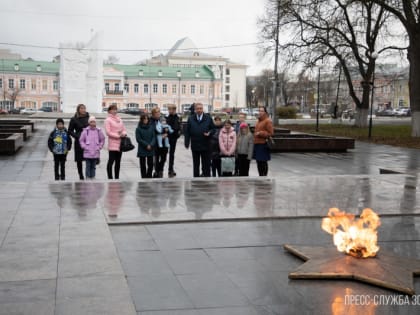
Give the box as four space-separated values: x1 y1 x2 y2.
321 208 381 258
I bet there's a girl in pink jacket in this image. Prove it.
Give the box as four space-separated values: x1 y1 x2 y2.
104 105 127 179
219 119 236 176
79 116 105 179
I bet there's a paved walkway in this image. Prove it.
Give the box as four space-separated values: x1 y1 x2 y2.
0 119 420 314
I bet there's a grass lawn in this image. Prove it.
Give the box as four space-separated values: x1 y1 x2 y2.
284 124 420 149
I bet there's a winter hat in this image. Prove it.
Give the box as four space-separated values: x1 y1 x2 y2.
88 116 96 123
239 123 248 129
56 118 64 125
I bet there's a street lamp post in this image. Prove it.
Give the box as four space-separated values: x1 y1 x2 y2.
368 53 378 138
177 70 181 113
316 67 321 132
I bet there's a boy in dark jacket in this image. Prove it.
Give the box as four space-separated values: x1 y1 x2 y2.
48 118 72 180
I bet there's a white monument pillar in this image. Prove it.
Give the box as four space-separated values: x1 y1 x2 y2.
59 31 104 113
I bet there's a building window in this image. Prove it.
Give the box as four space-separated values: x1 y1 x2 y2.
19 79 25 89
226 68 230 76
144 84 149 94
191 85 195 95
42 80 47 90
200 85 204 95
105 83 109 91
124 83 129 92
8 79 14 89
31 79 36 90
134 83 139 93
162 84 167 94
225 85 230 93
114 83 120 91
153 83 158 94
226 77 230 84
0 79 2 89
53 81 58 91
172 84 177 94
225 94 230 101
182 84 186 94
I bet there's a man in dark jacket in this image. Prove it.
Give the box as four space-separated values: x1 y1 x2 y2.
166 104 181 178
184 103 215 177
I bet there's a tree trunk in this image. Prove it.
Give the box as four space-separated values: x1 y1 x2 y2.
355 108 369 127
408 39 420 136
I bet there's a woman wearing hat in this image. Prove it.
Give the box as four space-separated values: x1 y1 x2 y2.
104 104 127 179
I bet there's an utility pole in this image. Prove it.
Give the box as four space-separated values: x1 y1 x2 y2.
271 0 280 126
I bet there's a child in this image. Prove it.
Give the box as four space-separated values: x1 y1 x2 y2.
156 118 174 148
219 119 236 176
236 123 254 176
48 118 72 180
79 116 105 180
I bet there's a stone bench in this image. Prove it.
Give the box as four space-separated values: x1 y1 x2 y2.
0 125 32 141
0 133 24 154
270 133 355 152
0 119 36 132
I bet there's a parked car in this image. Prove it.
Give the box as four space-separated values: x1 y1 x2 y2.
21 108 40 115
396 108 411 117
39 107 52 112
126 108 145 116
0 109 8 115
8 107 24 114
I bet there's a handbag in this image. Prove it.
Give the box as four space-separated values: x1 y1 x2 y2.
266 136 275 149
221 156 235 173
120 136 135 152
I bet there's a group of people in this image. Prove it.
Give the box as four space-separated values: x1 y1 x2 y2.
184 103 273 178
47 102 273 180
48 103 181 180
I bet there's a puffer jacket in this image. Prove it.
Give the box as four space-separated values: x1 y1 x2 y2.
79 127 105 159
135 122 156 157
105 114 127 151
236 132 254 160
219 126 236 156
48 128 72 155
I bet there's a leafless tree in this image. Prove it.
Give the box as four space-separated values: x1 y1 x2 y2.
258 0 405 127
369 0 420 135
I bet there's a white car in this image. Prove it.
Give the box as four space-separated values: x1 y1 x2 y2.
20 108 40 115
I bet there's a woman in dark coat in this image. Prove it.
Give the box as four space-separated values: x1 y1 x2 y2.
135 114 156 178
68 104 90 180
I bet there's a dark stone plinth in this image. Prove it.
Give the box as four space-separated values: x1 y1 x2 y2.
0 119 36 131
0 133 24 154
0 125 32 141
270 133 355 152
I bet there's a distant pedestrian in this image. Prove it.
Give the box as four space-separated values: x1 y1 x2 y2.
105 104 127 179
150 107 168 178
79 116 105 180
48 118 72 180
135 114 156 178
236 123 254 176
184 102 215 177
166 104 181 178
68 104 90 180
209 116 223 177
219 119 236 176
253 106 274 176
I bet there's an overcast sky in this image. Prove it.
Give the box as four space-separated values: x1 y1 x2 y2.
0 0 270 75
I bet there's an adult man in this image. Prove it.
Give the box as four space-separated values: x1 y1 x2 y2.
184 103 215 177
165 104 181 178
150 107 168 178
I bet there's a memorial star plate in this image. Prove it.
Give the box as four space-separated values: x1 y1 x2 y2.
284 244 420 295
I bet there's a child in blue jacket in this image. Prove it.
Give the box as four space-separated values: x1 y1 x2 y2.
48 118 72 180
